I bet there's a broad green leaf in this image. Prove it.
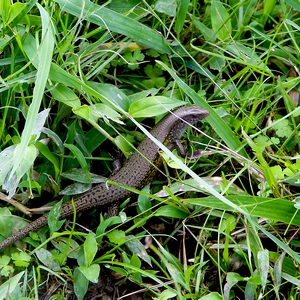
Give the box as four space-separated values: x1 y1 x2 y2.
245 280 256 300
60 169 106 184
14 144 37 180
22 19 47 67
227 272 244 283
78 264 100 283
155 177 245 197
49 64 125 118
253 135 272 153
258 249 269 291
50 84 80 109
107 229 126 244
35 248 61 271
0 255 14 277
0 271 25 298
48 200 65 234
84 232 98 267
209 55 226 71
0 208 28 238
0 145 15 186
1 108 49 194
219 215 236 232
211 0 232 41
31 109 51 141
36 141 60 179
0 0 11 25
64 144 90 180
91 103 123 124
199 292 223 300
96 216 123 244
9 0 36 28
272 119 292 138
154 206 188 219
137 185 151 215
90 82 131 111
154 0 177 16
0 34 12 52
8 2 28 24
51 237 81 260
73 103 123 128
114 133 135 157
126 236 152 266
74 268 89 300
59 182 92 196
129 96 185 118
155 289 177 299
129 254 142 283
224 272 245 299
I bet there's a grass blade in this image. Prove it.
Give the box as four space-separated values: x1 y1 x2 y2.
5 4 54 196
55 0 171 54
186 196 300 226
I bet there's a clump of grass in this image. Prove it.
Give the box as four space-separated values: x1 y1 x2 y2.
0 0 300 299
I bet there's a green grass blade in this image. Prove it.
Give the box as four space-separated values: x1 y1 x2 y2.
55 0 171 54
175 0 189 36
285 0 300 11
186 196 300 226
7 4 54 195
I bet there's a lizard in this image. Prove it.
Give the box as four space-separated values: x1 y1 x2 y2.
0 105 209 250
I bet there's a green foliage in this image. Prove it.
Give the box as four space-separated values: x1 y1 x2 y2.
211 0 232 41
0 0 300 298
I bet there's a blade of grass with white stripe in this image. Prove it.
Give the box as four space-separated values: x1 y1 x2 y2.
55 0 171 54
5 4 54 196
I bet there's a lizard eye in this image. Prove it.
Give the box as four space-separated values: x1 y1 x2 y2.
189 114 198 121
